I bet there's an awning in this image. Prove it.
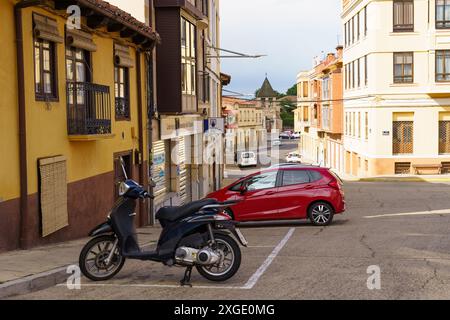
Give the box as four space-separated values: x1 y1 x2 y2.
114 44 134 68
66 29 97 52
33 13 64 43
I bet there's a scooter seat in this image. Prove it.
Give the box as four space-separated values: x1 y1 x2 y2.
156 198 218 223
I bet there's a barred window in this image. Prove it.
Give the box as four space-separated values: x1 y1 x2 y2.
439 121 450 154
393 121 414 154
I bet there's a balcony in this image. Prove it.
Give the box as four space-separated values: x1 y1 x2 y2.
67 82 113 141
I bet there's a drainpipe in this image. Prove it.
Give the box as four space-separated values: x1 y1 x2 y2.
15 0 43 249
136 50 147 227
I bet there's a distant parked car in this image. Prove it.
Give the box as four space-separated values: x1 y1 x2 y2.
279 132 291 140
286 152 302 163
238 152 257 168
272 139 282 147
291 132 301 139
207 165 346 226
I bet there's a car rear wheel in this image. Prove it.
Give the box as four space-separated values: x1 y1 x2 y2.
308 202 334 226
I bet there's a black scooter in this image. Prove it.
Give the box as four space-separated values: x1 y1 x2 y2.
79 157 247 286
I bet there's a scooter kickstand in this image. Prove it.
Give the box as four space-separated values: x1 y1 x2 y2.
180 266 193 287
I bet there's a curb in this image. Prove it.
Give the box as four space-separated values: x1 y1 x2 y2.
0 265 72 299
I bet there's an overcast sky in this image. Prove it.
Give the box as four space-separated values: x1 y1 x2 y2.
221 0 341 97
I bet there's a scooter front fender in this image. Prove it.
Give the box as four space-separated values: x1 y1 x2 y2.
89 221 113 237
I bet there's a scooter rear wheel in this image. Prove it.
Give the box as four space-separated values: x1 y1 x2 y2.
196 233 241 282
79 235 125 282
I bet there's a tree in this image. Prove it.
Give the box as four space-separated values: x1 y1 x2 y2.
286 84 297 96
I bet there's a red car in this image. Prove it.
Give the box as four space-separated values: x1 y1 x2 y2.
207 165 345 226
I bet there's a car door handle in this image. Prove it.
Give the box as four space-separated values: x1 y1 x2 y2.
305 185 314 190
265 191 277 195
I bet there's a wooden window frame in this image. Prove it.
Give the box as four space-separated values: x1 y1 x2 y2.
436 0 450 29
34 38 59 102
394 52 414 83
436 50 450 82
393 0 414 32
114 65 131 121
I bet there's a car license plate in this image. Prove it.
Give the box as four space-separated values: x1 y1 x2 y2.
235 228 248 247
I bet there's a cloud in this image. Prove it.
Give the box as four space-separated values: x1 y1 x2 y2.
221 0 341 95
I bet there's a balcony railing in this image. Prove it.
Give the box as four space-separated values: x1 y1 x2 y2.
67 82 112 136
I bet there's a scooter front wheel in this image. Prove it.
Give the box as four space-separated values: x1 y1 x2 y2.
79 235 125 282
196 233 241 282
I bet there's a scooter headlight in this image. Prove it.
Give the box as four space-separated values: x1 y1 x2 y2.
118 181 130 197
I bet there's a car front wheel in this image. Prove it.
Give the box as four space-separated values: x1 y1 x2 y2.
308 202 334 226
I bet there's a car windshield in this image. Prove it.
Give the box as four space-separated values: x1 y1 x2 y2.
242 153 254 159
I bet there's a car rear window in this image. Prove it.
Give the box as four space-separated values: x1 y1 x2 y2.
308 170 323 182
282 170 310 186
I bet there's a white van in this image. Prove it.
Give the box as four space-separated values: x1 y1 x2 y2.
238 152 257 167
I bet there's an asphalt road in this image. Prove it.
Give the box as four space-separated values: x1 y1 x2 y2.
13 181 450 300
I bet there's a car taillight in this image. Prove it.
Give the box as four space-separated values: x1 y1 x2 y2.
328 179 341 190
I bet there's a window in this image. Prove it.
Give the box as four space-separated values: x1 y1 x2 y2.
351 17 355 43
358 112 361 138
357 58 361 87
365 112 369 140
66 47 90 106
245 171 278 191
436 0 450 29
393 0 414 32
357 12 360 40
303 81 309 97
309 170 323 182
436 50 450 82
352 61 355 88
181 17 196 95
344 22 347 47
352 112 356 136
323 77 330 100
364 6 368 35
393 121 414 154
365 55 368 86
115 66 130 120
345 113 349 135
394 52 414 83
282 170 310 186
439 121 450 154
34 39 58 100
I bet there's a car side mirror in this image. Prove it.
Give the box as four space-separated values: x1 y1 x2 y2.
239 185 248 195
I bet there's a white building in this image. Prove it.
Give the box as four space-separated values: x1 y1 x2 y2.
342 0 450 176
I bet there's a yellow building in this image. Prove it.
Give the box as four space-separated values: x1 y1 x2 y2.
0 0 159 252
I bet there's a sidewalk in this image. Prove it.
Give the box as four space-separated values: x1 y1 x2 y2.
0 226 161 299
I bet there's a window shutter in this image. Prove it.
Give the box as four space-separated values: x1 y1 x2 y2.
66 29 97 52
114 44 134 68
33 13 63 44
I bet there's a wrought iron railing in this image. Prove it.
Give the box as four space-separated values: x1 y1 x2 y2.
67 82 112 135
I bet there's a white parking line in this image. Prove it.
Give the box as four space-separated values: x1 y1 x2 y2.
242 228 295 290
57 228 296 291
364 209 450 219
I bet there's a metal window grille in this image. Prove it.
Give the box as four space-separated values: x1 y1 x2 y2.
393 121 414 154
439 121 450 154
